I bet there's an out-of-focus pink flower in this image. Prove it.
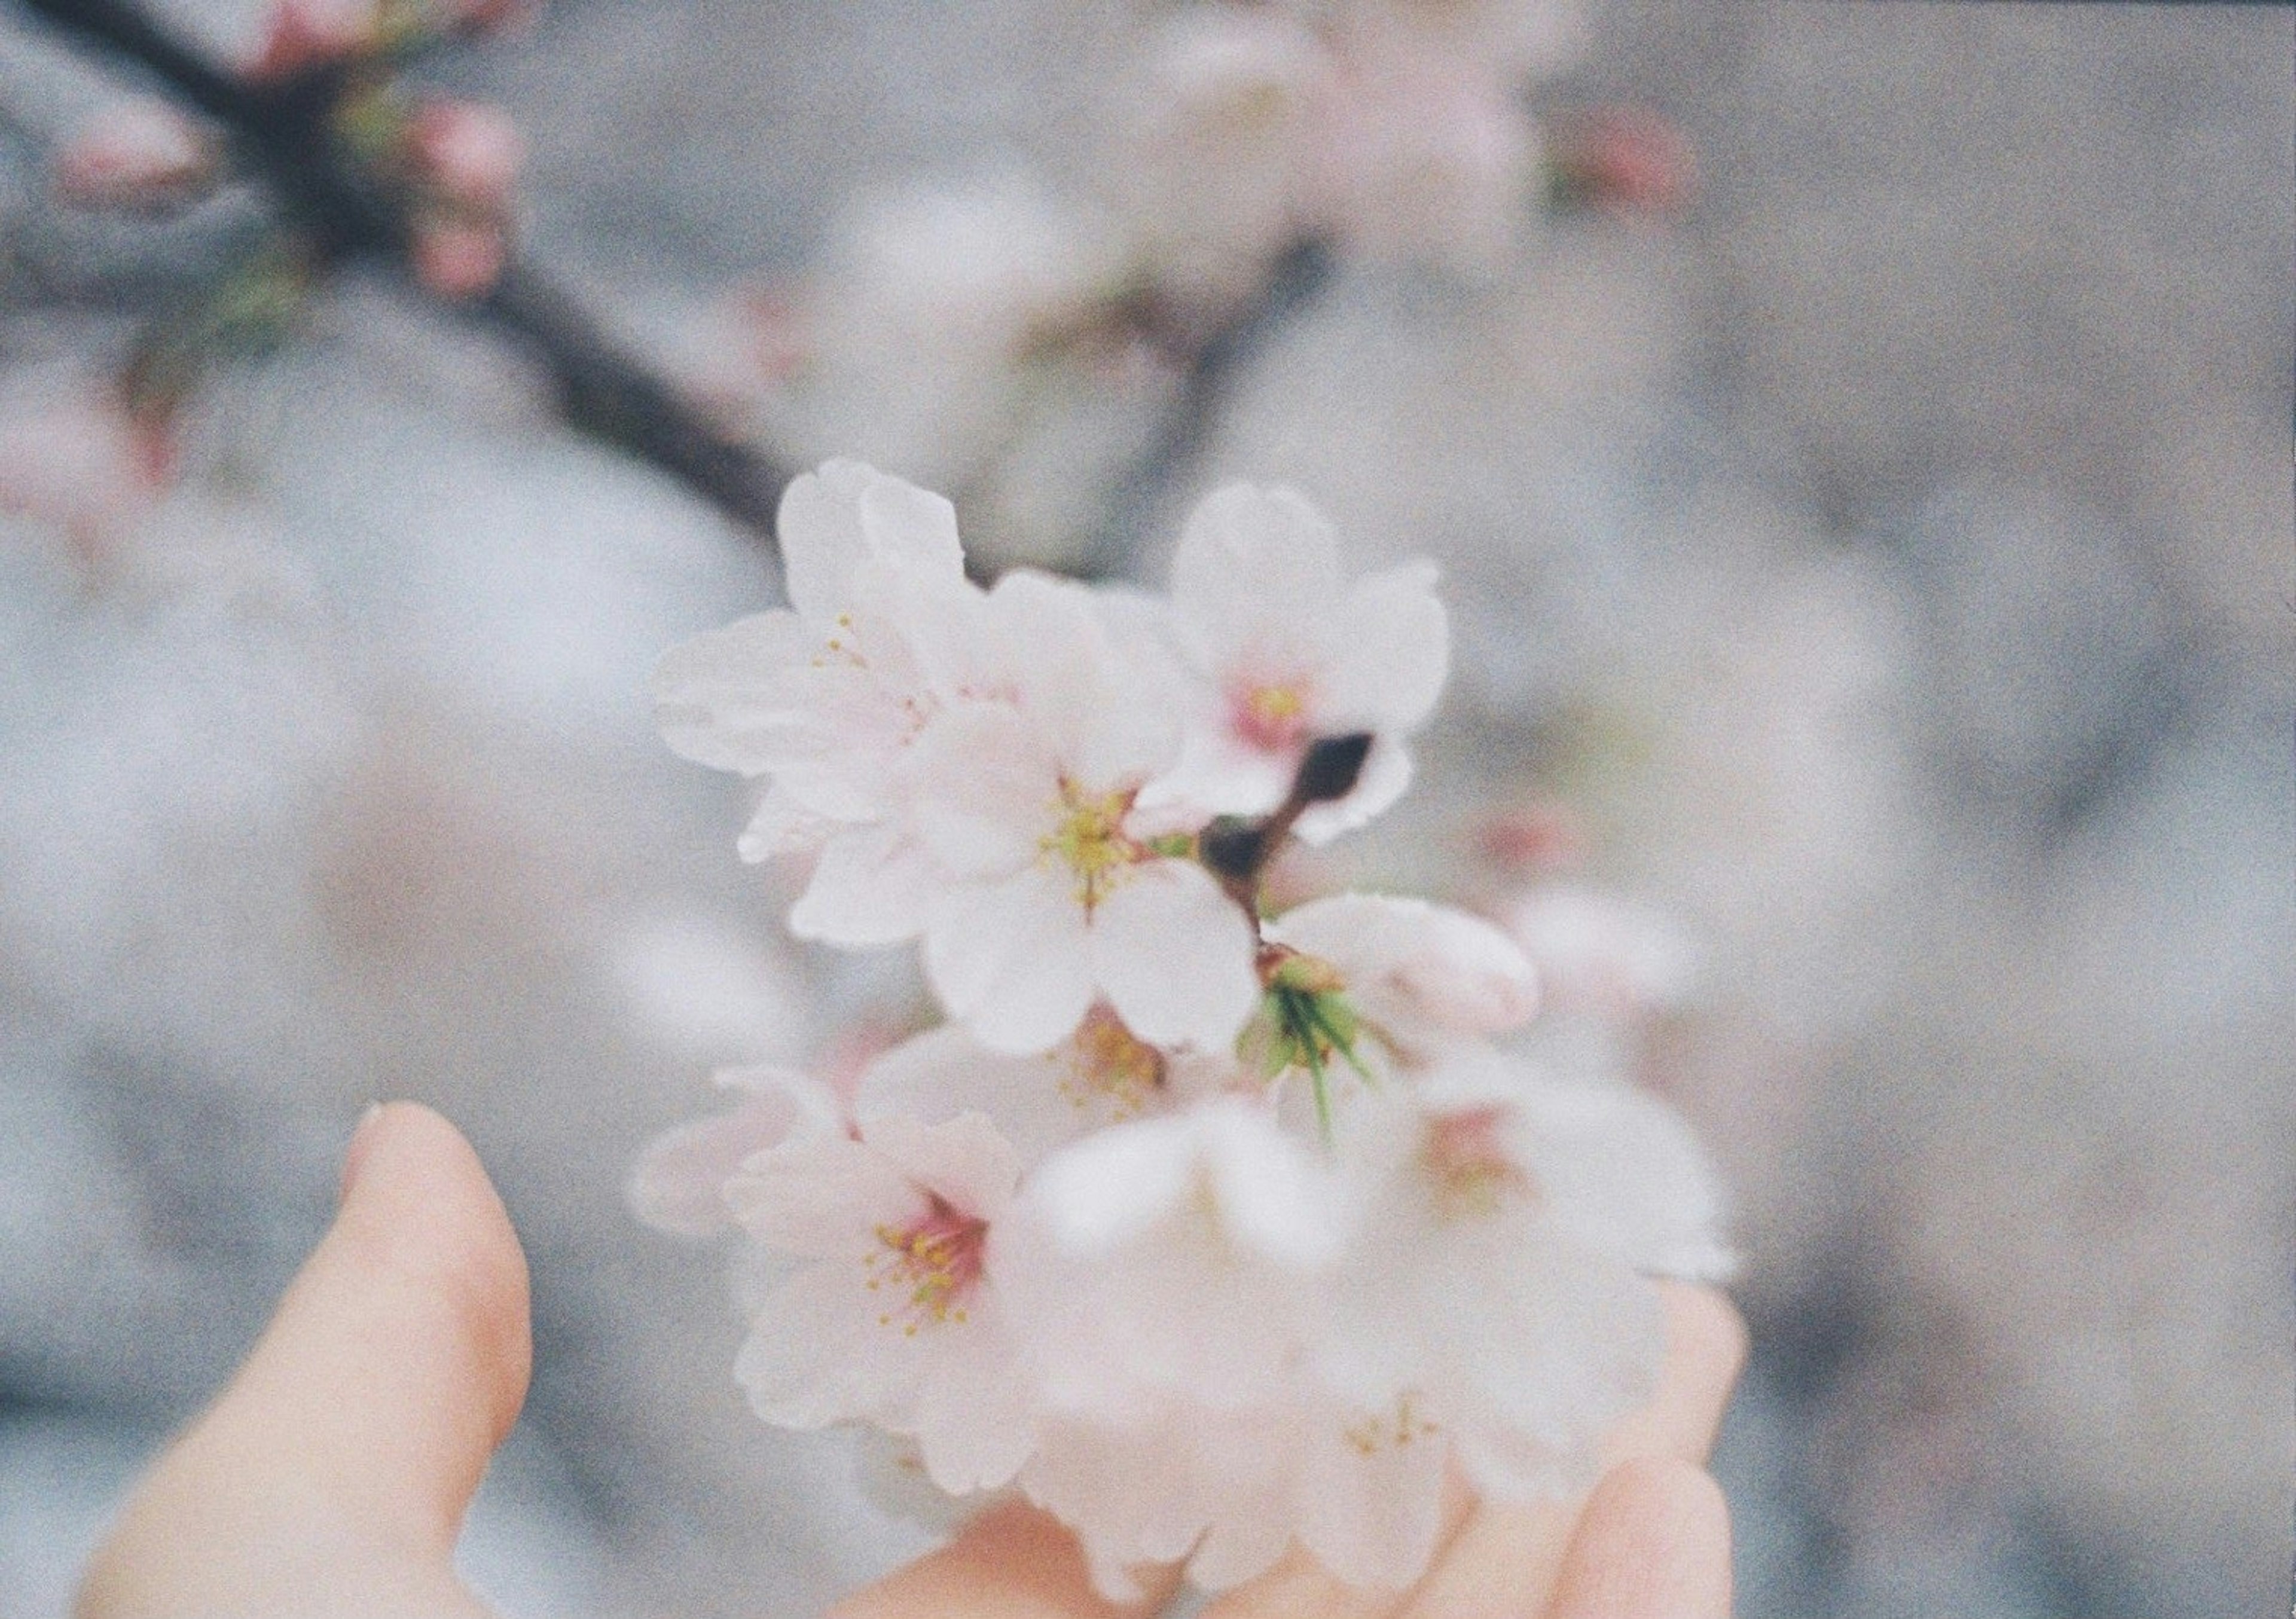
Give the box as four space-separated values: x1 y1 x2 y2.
406 100 524 213
1304 25 1536 268
413 217 508 299
251 0 376 79
1550 107 1699 216
1477 799 1587 873
51 102 217 214
0 384 172 559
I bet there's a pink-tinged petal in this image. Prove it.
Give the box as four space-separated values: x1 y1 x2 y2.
908 704 1056 880
735 1258 923 1429
862 1110 1021 1221
788 822 943 946
1319 560 1448 732
982 570 1118 765
912 1315 1036 1491
650 610 817 773
1267 893 1539 1035
1170 484 1345 660
725 1131 921 1256
627 1066 844 1236
1023 1114 1197 1257
1506 1079 1737 1281
1090 860 1259 1052
779 459 962 625
856 1022 1110 1167
1294 1399 1452 1591
925 869 1098 1054
1293 732 1413 844
735 784 831 863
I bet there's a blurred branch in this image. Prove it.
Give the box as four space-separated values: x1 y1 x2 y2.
11 0 789 548
1077 238 1333 582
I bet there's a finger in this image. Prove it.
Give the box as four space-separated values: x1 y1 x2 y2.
1399 1283 1746 1619
1196 1472 1476 1619
79 1102 530 1619
829 1499 1181 1619
1541 1458 1731 1619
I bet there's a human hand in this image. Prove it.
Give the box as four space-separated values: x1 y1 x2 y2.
78 1102 1744 1619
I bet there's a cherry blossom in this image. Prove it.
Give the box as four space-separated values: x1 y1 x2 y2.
50 102 217 213
651 459 977 945
1318 1053 1729 1499
627 1063 843 1238
1146 482 1448 841
906 570 1259 1054
725 1109 1036 1492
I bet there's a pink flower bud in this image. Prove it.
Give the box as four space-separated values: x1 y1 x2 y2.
51 102 216 213
251 0 376 80
449 0 541 36
406 100 524 213
1552 107 1697 216
0 386 173 558
413 218 508 298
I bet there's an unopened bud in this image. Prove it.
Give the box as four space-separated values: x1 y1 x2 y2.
1293 732 1373 804
1549 108 1697 216
51 102 217 213
406 100 523 213
252 0 377 78
413 217 508 298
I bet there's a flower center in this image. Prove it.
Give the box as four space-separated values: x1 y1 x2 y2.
867 1197 988 1334
1039 781 1142 912
1230 679 1312 753
1060 1005 1165 1119
1424 1105 1535 1221
1344 1392 1440 1457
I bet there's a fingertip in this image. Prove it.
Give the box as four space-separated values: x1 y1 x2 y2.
326 1100 532 1442
1543 1457 1731 1619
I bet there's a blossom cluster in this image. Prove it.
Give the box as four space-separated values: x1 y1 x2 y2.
635 460 1732 1597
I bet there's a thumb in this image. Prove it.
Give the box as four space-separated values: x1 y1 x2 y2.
80 1102 532 1618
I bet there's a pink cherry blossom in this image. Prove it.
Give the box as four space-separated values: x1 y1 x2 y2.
725 1110 1034 1493
854 1006 1234 1169
907 571 1258 1054
406 100 524 213
51 102 216 214
1263 891 1540 1053
627 1064 843 1238
1146 482 1448 842
652 460 979 945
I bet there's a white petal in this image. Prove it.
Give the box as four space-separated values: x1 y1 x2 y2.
735 1258 921 1430
1509 1079 1738 1281
925 868 1098 1054
725 1131 919 1256
908 703 1057 879
627 1098 802 1236
1294 1401 1452 1591
788 823 944 946
855 1023 1104 1166
863 1109 1021 1221
780 459 963 624
651 610 817 774
1024 1114 1197 1257
735 784 833 863
1170 484 1345 659
1089 860 1259 1052
912 1314 1036 1492
1319 560 1448 732
1267 892 1539 1035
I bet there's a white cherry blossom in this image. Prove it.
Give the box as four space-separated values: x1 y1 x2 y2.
854 1006 1235 1169
1004 1097 1341 1418
1263 891 1540 1057
1318 1052 1727 1499
908 570 1259 1054
651 459 976 945
626 1063 843 1238
1146 482 1448 842
724 1108 1035 1493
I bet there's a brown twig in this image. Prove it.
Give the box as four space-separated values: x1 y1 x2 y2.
12 0 790 552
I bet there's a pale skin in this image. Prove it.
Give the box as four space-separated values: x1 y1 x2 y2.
78 1102 1745 1619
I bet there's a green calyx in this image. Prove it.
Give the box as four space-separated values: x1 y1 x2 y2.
1242 955 1374 1143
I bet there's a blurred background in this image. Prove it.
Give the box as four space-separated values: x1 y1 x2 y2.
1 2 2289 1614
